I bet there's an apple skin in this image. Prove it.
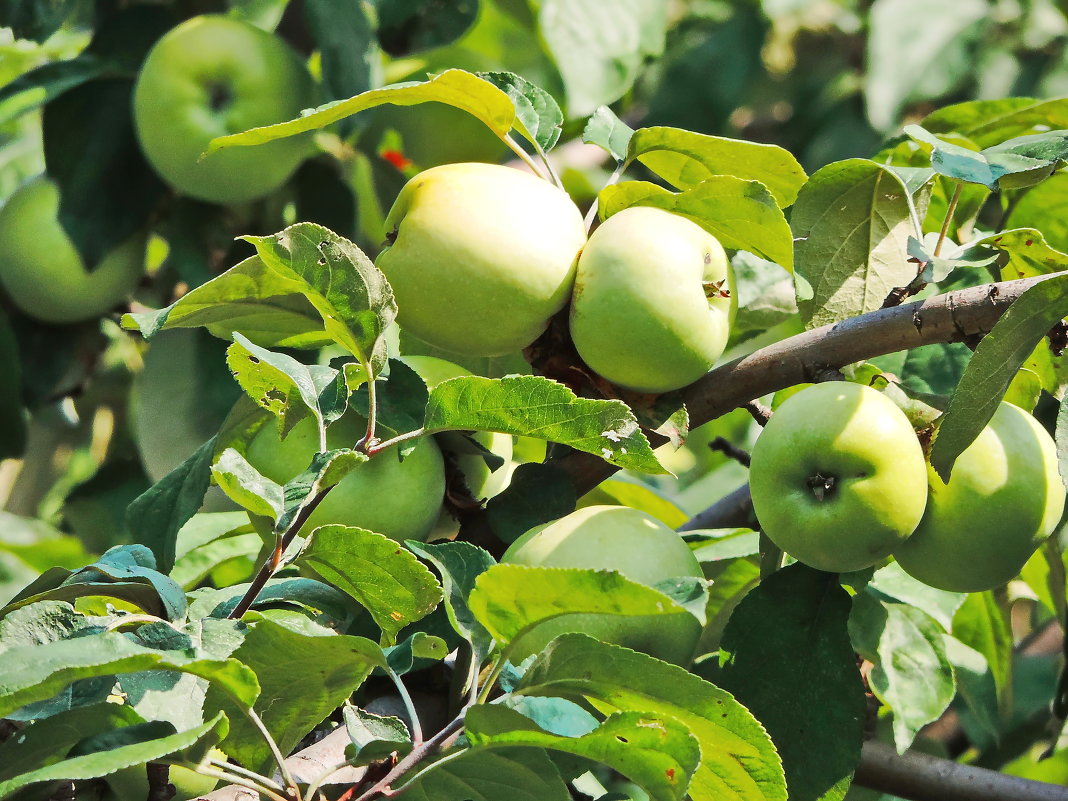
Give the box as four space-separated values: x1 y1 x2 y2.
103 758 221 801
748 382 929 573
375 163 586 356
133 15 315 204
501 505 704 665
244 411 445 542
894 401 1065 592
0 177 145 323
569 206 736 394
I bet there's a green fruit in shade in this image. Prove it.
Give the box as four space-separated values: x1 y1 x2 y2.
749 382 929 573
103 756 222 801
244 412 445 542
894 401 1065 592
0 177 145 323
133 15 315 204
569 206 735 394
502 505 704 664
376 163 586 356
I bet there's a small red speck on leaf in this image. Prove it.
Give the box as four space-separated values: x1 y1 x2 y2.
1026 239 1034 246
382 149 413 170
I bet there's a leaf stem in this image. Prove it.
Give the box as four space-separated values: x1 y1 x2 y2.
366 428 427 456
207 755 287 792
504 134 550 182
533 140 564 190
935 183 963 257
358 374 379 453
247 707 303 799
387 666 424 744
585 159 627 233
194 766 292 801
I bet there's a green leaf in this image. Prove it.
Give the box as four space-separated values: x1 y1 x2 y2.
343 705 412 767
952 591 1013 707
298 525 442 644
468 565 701 666
203 615 382 773
729 252 798 339
125 436 217 574
534 0 666 117
465 705 699 801
792 159 915 328
871 343 973 398
849 592 955 752
377 1 477 54
208 69 515 153
599 178 793 270
226 333 346 441
972 228 1068 280
866 562 965 631
302 0 376 106
0 633 258 718
242 223 395 373
923 97 1068 148
171 532 261 591
121 254 333 349
385 631 448 674
0 601 99 655
583 105 634 162
864 0 988 131
0 308 24 461
274 447 367 534
211 447 285 521
0 56 109 125
520 633 786 801
943 635 999 740
0 712 227 799
398 747 570 801
479 71 563 152
696 559 760 655
406 540 495 661
1006 173 1068 253
930 274 1068 481
629 127 806 207
423 375 664 474
905 126 1068 190
710 564 862 801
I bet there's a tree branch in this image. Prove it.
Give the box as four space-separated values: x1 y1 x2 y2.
554 275 1050 497
854 740 1068 801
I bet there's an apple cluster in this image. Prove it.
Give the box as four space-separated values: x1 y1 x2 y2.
748 382 1065 592
375 162 737 394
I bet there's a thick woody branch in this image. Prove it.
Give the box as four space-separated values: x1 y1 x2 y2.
854 740 1068 801
556 275 1050 497
677 483 753 531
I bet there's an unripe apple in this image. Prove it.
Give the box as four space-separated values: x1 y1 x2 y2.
569 205 735 394
748 382 929 573
0 177 145 323
894 401 1065 592
103 755 223 801
501 505 704 664
243 412 445 542
375 163 586 355
133 15 315 204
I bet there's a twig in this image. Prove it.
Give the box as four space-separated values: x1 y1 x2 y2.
351 714 466 801
744 400 772 427
677 483 754 532
708 437 750 467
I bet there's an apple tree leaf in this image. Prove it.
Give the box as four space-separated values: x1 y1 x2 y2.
952 591 1013 707
708 563 864 801
207 69 516 153
211 447 285 522
478 71 563 152
791 159 915 328
275 448 367 534
965 228 1068 280
242 223 396 376
599 178 793 270
942 635 999 740
226 333 346 443
921 97 1068 146
343 705 413 767
519 633 786 801
0 712 228 798
297 525 442 644
121 254 333 349
481 462 578 545
583 105 634 162
397 747 570 801
468 565 701 667
865 562 965 631
464 705 699 801
423 375 664 474
849 592 955 753
629 127 807 207
125 436 217 574
405 540 495 661
203 615 383 773
930 273 1068 481
0 633 259 718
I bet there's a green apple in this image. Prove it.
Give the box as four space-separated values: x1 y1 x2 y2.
103 757 221 801
894 401 1065 592
243 411 445 542
133 15 315 204
376 163 586 355
748 382 929 573
0 177 145 323
569 206 736 394
501 505 704 664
